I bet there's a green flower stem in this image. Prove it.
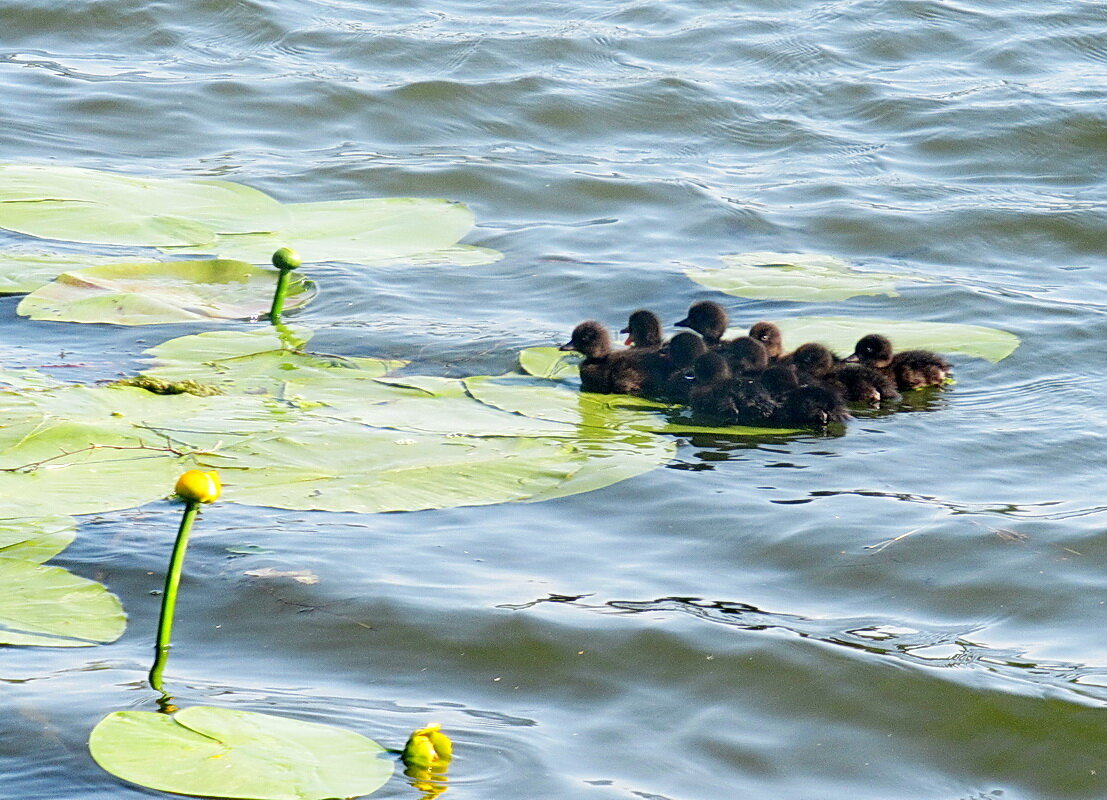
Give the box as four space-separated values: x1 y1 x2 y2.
268 267 294 325
149 499 199 692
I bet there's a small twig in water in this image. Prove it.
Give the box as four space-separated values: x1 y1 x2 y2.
865 526 924 553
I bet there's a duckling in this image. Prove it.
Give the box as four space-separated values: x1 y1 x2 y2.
559 321 655 395
773 383 850 428
848 334 951 391
620 309 664 348
689 351 777 425
675 301 729 347
689 351 737 418
790 341 898 406
748 321 785 361
660 331 708 403
722 336 769 375
758 358 849 428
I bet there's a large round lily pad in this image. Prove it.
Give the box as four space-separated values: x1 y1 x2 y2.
686 252 924 302
17 259 314 325
0 164 285 246
89 706 394 800
162 197 495 266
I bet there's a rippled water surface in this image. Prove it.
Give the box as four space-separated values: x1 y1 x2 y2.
3 1 1107 798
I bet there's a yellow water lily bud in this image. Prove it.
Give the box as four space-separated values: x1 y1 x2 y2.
174 470 222 504
272 247 302 271
403 723 452 768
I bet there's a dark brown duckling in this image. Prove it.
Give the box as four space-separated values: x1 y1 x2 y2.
773 383 850 428
688 352 738 418
791 341 898 406
758 358 849 428
848 334 951 391
660 331 708 403
689 352 777 425
721 336 769 375
748 321 785 361
620 309 664 348
559 321 654 395
675 301 729 347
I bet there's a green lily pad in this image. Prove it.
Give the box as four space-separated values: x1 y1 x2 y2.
163 197 489 266
0 558 126 646
741 316 1020 362
17 259 314 325
0 251 150 295
89 706 393 800
518 347 581 381
0 516 75 562
0 164 285 246
142 327 406 397
687 252 922 302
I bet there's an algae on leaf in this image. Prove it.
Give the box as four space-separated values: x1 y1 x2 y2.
89 706 393 800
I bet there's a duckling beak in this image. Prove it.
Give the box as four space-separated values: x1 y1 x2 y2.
558 341 577 352
843 352 860 363
674 316 691 329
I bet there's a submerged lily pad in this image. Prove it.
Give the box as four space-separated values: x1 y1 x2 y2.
0 164 284 246
0 251 150 295
687 252 922 302
0 557 126 646
17 259 314 325
89 706 393 800
747 316 1020 362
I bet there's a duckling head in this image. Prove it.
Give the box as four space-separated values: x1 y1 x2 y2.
559 321 612 358
621 309 663 347
675 301 728 344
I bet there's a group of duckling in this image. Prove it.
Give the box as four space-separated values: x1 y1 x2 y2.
559 300 952 429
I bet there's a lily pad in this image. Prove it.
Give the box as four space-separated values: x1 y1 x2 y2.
687 252 922 302
142 327 405 397
0 164 284 246
741 316 1020 362
0 251 149 295
163 198 490 266
0 558 126 646
17 259 314 325
89 706 393 800
0 516 75 562
518 347 580 381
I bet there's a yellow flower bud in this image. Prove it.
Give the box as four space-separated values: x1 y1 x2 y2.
174 470 222 504
271 247 302 271
402 723 452 768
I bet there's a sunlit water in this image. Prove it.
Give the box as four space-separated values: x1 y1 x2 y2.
3 1 1107 798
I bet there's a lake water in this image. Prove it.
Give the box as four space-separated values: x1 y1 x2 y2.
3 0 1107 798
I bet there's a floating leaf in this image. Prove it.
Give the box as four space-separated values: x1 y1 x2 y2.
518 347 580 381
0 558 126 646
0 251 150 295
686 252 923 302
163 198 489 266
0 516 75 563
17 259 314 325
142 327 405 396
0 164 285 246
89 706 393 800
742 316 1020 362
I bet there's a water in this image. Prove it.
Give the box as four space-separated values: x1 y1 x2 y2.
3 0 1107 797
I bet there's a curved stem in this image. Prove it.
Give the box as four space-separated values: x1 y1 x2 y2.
149 500 199 692
269 268 294 325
